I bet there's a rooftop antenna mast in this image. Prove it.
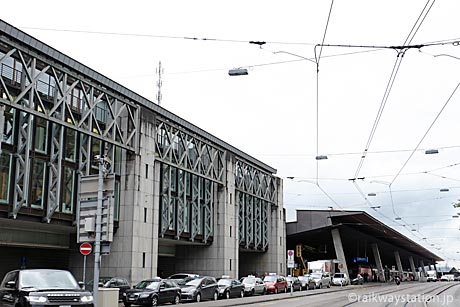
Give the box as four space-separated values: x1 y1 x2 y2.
156 61 163 106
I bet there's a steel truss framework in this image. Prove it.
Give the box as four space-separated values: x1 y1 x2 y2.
235 159 276 251
0 39 138 220
155 119 225 183
160 163 214 243
155 119 225 243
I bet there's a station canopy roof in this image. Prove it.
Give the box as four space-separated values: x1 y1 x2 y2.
287 210 442 264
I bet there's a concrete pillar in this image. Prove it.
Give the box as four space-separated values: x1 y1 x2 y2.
433 263 437 271
394 251 403 277
331 228 349 276
409 256 417 281
372 243 385 282
419 260 426 277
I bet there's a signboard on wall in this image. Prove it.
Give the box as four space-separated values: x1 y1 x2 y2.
77 174 115 243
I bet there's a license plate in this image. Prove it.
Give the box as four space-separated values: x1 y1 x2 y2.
59 305 71 307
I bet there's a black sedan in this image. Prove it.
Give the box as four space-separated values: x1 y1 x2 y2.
217 278 245 299
122 279 180 307
180 276 218 302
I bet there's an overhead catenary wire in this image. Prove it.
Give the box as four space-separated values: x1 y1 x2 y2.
390 81 460 186
352 0 436 180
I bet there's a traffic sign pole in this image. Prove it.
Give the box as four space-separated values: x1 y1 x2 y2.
83 255 86 289
79 242 92 290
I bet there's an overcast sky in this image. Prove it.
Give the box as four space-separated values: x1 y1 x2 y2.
4 0 460 268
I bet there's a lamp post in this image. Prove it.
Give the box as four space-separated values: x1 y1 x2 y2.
92 154 112 306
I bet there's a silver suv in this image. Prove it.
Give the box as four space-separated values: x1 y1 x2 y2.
310 272 331 289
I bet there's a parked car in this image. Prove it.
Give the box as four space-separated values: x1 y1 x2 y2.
332 273 350 286
122 278 180 307
217 278 244 299
310 272 331 289
298 275 316 290
263 275 288 294
0 269 94 307
167 273 199 286
241 276 266 296
180 276 218 302
286 276 302 291
351 274 364 285
440 274 455 281
86 276 130 301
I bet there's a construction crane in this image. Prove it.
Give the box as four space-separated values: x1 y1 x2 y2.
293 244 308 276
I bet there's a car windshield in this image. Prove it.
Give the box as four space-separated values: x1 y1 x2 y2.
20 270 79 290
135 280 160 290
334 274 344 278
185 278 203 286
311 273 322 278
218 279 232 286
263 276 276 282
242 277 255 284
286 277 294 281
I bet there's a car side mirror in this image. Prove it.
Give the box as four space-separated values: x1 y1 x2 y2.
6 281 15 289
160 285 165 289
78 281 85 289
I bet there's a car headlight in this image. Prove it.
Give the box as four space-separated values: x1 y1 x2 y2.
27 296 47 303
81 295 94 303
139 293 150 298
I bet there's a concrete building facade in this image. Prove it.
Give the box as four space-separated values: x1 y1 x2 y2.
0 20 286 284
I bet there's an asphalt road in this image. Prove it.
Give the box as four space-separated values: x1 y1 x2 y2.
118 282 460 307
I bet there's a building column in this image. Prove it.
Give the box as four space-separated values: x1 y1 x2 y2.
419 260 426 280
409 256 417 281
394 251 403 277
331 228 348 276
372 243 385 282
433 263 437 271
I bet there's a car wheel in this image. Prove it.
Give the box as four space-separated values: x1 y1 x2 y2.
173 294 180 305
284 286 287 293
262 288 266 295
151 296 158 306
196 293 201 303
319 283 322 289
213 291 218 301
124 304 131 307
226 291 230 299
327 282 331 288
240 290 244 298
251 289 255 296
275 287 278 294
299 285 302 291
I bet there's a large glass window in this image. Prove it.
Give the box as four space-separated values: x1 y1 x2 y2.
0 152 11 203
65 128 76 161
31 159 46 209
34 116 47 153
61 166 75 214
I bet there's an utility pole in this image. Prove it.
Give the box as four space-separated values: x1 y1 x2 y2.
156 61 163 106
92 154 111 306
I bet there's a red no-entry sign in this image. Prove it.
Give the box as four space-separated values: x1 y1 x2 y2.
80 242 92 256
